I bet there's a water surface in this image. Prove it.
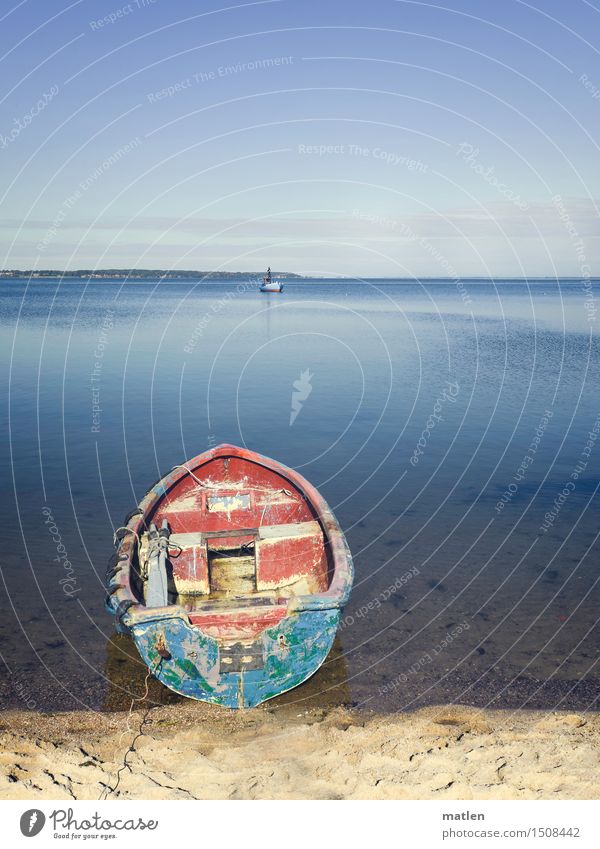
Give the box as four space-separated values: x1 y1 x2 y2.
1 277 599 713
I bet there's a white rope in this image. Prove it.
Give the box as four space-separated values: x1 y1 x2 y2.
170 464 221 488
113 526 140 547
171 466 301 525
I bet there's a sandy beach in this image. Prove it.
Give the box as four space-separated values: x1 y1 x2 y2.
1 703 599 800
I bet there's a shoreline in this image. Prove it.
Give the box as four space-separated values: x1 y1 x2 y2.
2 274 598 281
2 702 599 800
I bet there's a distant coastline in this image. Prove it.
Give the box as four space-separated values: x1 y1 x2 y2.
1 270 597 282
0 269 303 280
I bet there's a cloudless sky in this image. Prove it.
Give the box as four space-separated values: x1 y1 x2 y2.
1 0 599 276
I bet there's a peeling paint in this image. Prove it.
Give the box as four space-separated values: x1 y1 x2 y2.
106 444 353 709
132 609 339 707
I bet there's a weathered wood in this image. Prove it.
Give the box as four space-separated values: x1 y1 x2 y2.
203 527 259 539
106 443 354 708
209 553 256 597
257 520 321 540
170 520 320 547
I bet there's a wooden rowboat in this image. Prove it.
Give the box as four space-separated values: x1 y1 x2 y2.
106 444 353 708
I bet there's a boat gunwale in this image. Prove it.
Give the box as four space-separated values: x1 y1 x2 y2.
108 444 353 630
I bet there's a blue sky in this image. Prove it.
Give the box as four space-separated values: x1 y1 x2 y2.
0 0 599 276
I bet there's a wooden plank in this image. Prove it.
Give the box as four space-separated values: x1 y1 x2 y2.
169 528 257 546
258 520 321 540
169 531 205 546
203 527 259 539
170 521 321 547
209 554 256 597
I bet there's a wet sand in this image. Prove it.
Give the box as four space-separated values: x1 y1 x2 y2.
1 703 599 800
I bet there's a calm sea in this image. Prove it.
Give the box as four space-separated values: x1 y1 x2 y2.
1 277 599 713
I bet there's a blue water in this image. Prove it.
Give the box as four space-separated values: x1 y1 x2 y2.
1 277 599 712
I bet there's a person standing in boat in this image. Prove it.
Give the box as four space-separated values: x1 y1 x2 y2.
259 265 283 292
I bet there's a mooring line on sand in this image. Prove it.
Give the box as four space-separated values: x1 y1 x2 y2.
99 657 163 800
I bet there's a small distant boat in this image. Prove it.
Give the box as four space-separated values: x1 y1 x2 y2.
259 266 283 292
106 444 353 708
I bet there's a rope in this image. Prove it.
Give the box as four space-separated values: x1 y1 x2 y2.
172 466 303 527
99 657 163 800
113 526 140 548
171 464 223 488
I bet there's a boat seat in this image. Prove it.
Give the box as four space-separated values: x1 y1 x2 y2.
167 520 328 598
187 596 289 640
168 520 322 547
189 594 286 612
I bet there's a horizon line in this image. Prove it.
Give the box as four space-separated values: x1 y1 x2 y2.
0 269 597 282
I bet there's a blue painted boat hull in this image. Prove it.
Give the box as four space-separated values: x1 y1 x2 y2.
130 609 340 708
